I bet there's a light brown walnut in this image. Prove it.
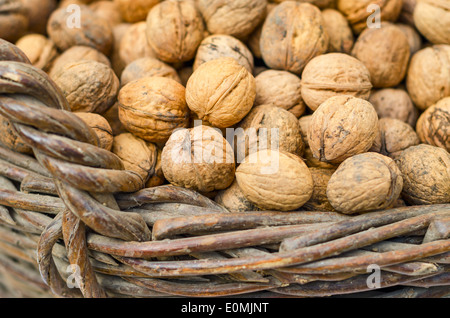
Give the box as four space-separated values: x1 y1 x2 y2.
74 112 114 151
321 9 354 54
215 180 260 213
119 22 156 67
414 0 450 45
114 0 159 23
15 34 58 72
120 57 181 87
303 168 336 212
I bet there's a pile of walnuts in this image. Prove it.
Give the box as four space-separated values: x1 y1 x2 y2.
3 0 450 214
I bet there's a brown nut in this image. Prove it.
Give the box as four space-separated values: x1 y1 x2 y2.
416 97 450 152
52 60 119 113
114 0 159 23
414 0 450 45
304 147 338 170
89 0 122 27
260 2 328 75
396 144 450 205
186 57 256 129
0 114 32 155
161 125 236 193
235 149 314 212
118 76 190 143
254 70 306 118
399 0 417 26
15 34 58 72
321 9 354 54
145 146 165 188
0 0 28 43
120 57 181 87
246 3 276 59
406 45 450 110
351 23 410 88
110 23 131 77
271 0 335 8
308 95 379 164
74 112 114 151
327 152 403 214
215 180 260 213
119 21 156 66
303 167 336 212
396 23 423 55
21 0 56 34
301 53 373 111
100 102 126 137
146 0 205 64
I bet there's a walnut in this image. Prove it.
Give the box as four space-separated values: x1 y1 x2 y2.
303 168 336 212
114 0 159 23
301 53 372 111
304 147 338 170
370 118 420 160
235 105 305 162
396 23 423 55
307 95 379 165
416 97 450 152
414 0 450 45
396 144 450 205
52 60 119 113
298 115 312 147
110 23 131 77
89 0 122 27
145 146 166 188
271 0 335 8
118 76 190 143
321 9 354 54
185 57 256 129
194 34 254 74
161 125 236 193
101 102 127 136
196 0 267 40
177 66 193 87
337 0 403 34
351 23 410 88
369 88 418 127
406 45 450 111
120 57 181 87
146 0 205 64
0 114 32 155
15 34 58 72
246 3 276 59
235 149 314 212
47 5 113 55
254 70 306 118
0 0 28 43
119 21 156 67
327 152 403 214
74 112 113 151
215 180 260 212
260 2 328 75
21 0 56 34
399 0 416 26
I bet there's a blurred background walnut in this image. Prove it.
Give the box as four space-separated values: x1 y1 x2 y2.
120 57 181 87
414 0 450 45
119 21 156 67
0 0 28 43
89 0 122 27
21 0 56 35
321 9 354 54
114 0 159 23
15 34 58 72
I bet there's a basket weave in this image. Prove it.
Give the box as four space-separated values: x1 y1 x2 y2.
0 40 449 299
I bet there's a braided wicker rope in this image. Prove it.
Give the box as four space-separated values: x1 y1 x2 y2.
0 39 449 298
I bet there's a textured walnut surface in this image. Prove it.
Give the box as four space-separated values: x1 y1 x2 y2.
414 0 450 45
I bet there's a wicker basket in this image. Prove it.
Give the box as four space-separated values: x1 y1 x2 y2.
0 41 449 299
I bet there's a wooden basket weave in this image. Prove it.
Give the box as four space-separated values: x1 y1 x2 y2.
0 41 449 299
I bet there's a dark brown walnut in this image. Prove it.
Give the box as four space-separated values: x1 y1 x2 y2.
369 88 418 127
301 53 373 111
161 125 236 193
52 60 119 113
414 0 450 45
308 95 379 165
178 66 193 87
110 23 131 77
0 114 32 155
21 0 56 34
15 34 58 72
327 152 403 214
186 57 256 129
303 168 336 212
196 0 267 40
370 118 420 160
47 5 113 55
101 102 127 137
254 70 306 118
119 21 156 67
194 34 254 74
215 180 260 213
118 76 190 143
235 105 305 163
236 149 314 212
146 0 205 64
0 0 28 42
351 23 410 88
114 0 159 23
399 0 416 26
89 0 122 27
145 146 165 188
271 0 335 9
406 45 450 111
416 97 450 152
337 0 403 34
74 112 114 151
396 144 450 205
120 57 181 87
396 23 423 55
321 9 354 54
260 2 329 75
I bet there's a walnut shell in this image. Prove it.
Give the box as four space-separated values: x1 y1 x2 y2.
196 0 267 40
308 95 379 164
254 70 306 118
186 57 256 129
120 57 181 87
101 102 127 136
304 147 338 170
52 60 119 113
246 3 276 59
178 66 193 87
0 114 32 154
161 125 236 193
236 150 314 212
0 0 28 43
369 88 419 127
414 0 450 45
298 115 312 147
396 144 450 205
146 0 205 64
416 97 450 152
303 167 336 212
15 34 58 72
396 23 423 55
321 9 354 54
271 0 335 8
399 0 416 26
370 118 420 159
260 2 329 75
21 0 56 34
119 22 156 67
110 23 132 77
114 0 159 23
351 23 410 88
301 53 373 111
235 104 305 162
194 34 254 74
406 45 450 110
47 6 113 55
145 146 166 188
118 76 190 143
215 180 260 213
74 112 114 151
327 152 403 214
90 0 122 27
